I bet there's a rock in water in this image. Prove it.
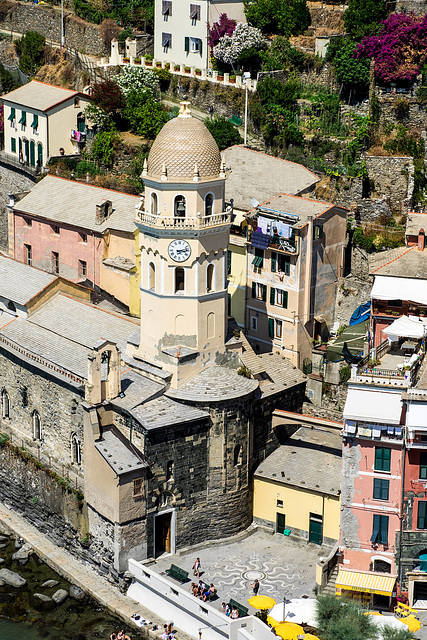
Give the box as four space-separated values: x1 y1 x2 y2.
0 568 27 587
12 542 33 565
42 579 59 588
70 585 86 600
31 593 56 612
52 589 68 604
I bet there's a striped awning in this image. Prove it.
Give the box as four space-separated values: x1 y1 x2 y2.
336 569 396 597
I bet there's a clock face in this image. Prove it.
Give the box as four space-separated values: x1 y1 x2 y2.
168 239 191 262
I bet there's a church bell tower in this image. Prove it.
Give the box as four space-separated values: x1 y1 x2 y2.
135 102 232 388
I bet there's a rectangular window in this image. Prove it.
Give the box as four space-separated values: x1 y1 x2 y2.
275 319 283 339
374 447 391 472
51 251 59 275
373 478 389 501
162 0 172 15
79 232 87 243
24 244 32 266
370 514 389 544
270 287 288 308
277 499 283 508
420 452 427 480
78 260 87 278
189 3 201 19
278 254 290 276
30 114 38 130
271 251 277 272
11 138 16 153
418 501 427 529
314 224 324 240
251 316 257 331
189 36 202 54
389 300 402 308
252 282 267 301
133 478 144 497
24 217 32 227
268 317 274 338
8 107 15 122
52 224 60 235
162 32 172 48
227 250 232 275
18 110 26 126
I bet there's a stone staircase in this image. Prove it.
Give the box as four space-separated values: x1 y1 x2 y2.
321 564 338 595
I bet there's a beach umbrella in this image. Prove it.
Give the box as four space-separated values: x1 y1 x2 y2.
399 615 421 632
303 634 320 640
267 615 280 627
248 595 276 609
274 622 304 640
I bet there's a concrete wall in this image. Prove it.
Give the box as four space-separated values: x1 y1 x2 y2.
228 239 246 327
100 229 136 308
253 477 340 545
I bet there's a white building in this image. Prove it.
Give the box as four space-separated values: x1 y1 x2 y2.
154 0 245 72
2 81 91 167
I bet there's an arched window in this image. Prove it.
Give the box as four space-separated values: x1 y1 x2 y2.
205 193 214 217
149 262 156 291
207 312 215 339
174 195 186 219
1 390 10 419
100 350 111 381
32 411 41 440
167 460 174 481
151 192 158 215
29 140 35 167
234 444 242 467
37 142 43 167
175 267 185 293
206 264 214 292
77 111 85 132
71 433 81 465
372 558 391 573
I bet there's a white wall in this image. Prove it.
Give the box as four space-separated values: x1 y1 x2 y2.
128 560 271 640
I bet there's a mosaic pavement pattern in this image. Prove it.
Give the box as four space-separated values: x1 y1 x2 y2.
153 530 329 610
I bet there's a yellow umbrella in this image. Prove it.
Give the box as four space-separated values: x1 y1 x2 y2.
267 616 280 627
400 615 421 633
303 634 320 640
248 595 277 609
274 622 304 640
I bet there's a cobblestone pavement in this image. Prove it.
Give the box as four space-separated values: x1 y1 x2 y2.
152 529 329 612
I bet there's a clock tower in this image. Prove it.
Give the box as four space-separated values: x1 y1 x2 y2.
134 102 232 388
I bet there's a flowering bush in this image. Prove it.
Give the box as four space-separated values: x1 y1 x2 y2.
113 65 159 98
213 23 266 66
208 13 236 53
92 80 124 114
356 13 427 84
83 103 115 130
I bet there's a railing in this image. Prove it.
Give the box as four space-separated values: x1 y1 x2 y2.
136 210 232 229
0 151 38 178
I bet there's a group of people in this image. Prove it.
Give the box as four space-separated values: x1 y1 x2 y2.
110 631 131 640
220 603 239 619
189 579 216 601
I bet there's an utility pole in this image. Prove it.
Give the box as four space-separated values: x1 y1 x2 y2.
243 72 250 146
61 0 65 47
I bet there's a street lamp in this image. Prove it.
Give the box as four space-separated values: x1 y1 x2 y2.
61 0 65 47
243 71 250 147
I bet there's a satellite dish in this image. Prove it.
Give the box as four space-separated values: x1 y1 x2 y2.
251 198 259 209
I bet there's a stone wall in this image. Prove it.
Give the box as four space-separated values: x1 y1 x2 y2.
0 0 106 56
165 75 246 120
377 91 427 129
0 166 34 251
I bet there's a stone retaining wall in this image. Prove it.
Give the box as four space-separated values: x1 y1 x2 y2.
0 165 34 251
0 0 106 56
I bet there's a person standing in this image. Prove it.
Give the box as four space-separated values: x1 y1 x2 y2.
250 579 260 595
193 557 201 577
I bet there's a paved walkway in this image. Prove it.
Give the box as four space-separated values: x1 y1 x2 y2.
153 529 329 613
0 501 193 640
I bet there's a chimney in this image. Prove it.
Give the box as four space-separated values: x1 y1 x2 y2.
95 199 113 225
418 228 425 251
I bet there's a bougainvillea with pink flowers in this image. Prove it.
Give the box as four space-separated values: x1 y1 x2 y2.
208 13 237 54
356 13 427 84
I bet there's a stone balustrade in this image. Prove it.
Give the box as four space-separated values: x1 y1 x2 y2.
136 210 232 229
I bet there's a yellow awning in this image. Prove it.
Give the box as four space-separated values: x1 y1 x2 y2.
336 569 396 597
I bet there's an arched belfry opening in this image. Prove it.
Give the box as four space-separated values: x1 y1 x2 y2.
86 340 121 404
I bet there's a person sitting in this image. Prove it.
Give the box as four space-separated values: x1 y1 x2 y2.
201 584 216 601
197 580 206 596
220 602 227 614
189 582 198 596
231 607 239 619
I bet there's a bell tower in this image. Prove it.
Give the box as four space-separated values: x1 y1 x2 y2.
135 103 232 388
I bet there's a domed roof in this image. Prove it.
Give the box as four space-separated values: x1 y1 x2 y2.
146 102 222 181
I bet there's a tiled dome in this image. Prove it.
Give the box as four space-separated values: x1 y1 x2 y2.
147 103 221 181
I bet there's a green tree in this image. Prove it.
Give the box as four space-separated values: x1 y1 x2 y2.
0 63 18 92
316 595 376 640
124 90 169 139
204 116 243 150
244 0 310 36
261 36 306 71
343 0 388 41
326 38 370 88
14 31 46 75
382 627 416 640
91 130 122 167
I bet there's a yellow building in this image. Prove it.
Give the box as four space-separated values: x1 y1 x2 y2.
129 227 142 317
253 425 342 546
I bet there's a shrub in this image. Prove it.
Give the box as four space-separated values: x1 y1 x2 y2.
75 160 99 178
113 65 159 98
213 22 266 67
326 38 370 88
208 13 237 53
154 67 172 91
91 130 122 167
204 116 243 150
244 0 310 36
343 0 388 41
261 36 307 71
99 19 121 47
91 79 124 114
0 433 10 448
14 31 46 74
124 91 170 138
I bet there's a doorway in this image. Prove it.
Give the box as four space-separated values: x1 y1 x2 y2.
277 512 286 535
309 513 323 545
155 511 173 557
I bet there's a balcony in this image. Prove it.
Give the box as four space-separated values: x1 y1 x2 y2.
135 210 232 230
70 129 86 143
354 341 424 388
248 229 299 256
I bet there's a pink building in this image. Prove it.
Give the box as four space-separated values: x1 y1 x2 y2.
9 176 139 309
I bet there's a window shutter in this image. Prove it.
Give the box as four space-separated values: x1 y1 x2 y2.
268 318 274 338
262 284 267 302
282 291 288 309
284 256 290 276
379 515 388 544
418 501 427 529
270 287 275 305
199 38 202 56
252 282 256 298
185 36 189 53
227 250 232 275
370 514 380 543
271 252 277 272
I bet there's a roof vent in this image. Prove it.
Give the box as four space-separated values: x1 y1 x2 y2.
95 199 112 224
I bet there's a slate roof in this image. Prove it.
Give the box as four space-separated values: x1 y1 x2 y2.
166 365 258 402
94 429 147 475
254 426 342 496
406 212 427 236
247 193 345 229
223 145 319 212
111 369 165 412
370 245 427 279
130 395 209 430
0 254 57 305
257 352 307 397
15 176 139 234
2 81 82 112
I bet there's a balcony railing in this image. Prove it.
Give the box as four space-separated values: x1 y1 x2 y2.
136 210 232 229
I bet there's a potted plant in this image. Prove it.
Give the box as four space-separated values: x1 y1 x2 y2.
165 63 170 70
156 61 162 68
123 57 130 63
217 74 224 81
134 57 141 65
184 66 191 73
145 55 153 66
195 68 201 76
229 74 236 83
174 64 180 71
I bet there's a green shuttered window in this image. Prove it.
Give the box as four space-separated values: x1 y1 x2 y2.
373 478 389 501
374 447 391 472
